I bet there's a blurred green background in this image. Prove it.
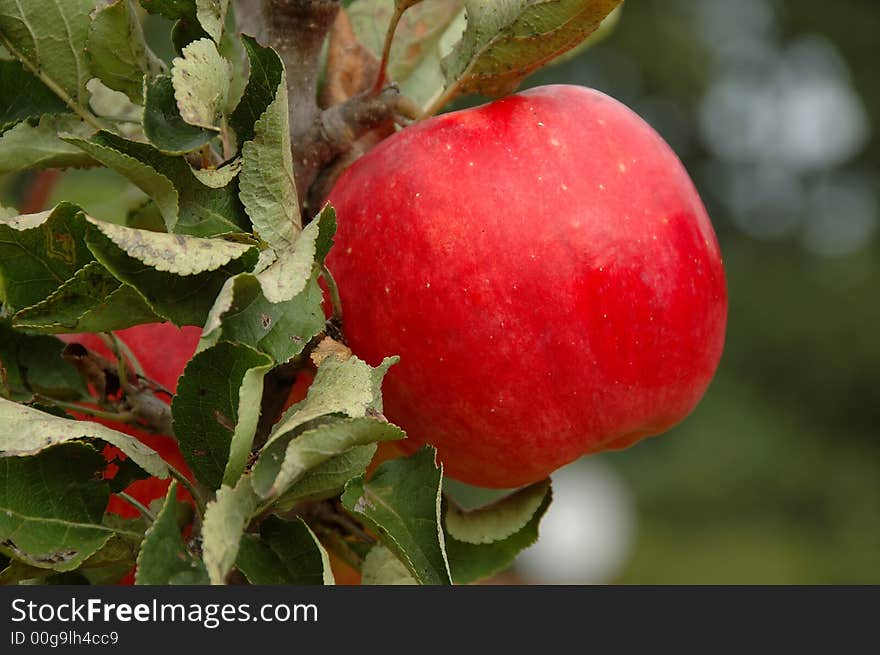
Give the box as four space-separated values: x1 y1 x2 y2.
2 0 878 584
511 0 880 584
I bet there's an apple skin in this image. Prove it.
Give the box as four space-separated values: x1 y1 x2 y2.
326 84 728 488
60 323 201 518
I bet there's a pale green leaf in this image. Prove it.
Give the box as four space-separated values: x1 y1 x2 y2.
271 444 377 509
196 0 229 43
445 479 550 544
255 416 406 499
0 396 169 478
255 204 336 303
444 482 552 584
86 215 253 275
172 37 231 130
84 217 259 325
239 67 300 250
64 130 247 236
362 545 418 585
143 74 215 154
202 477 257 584
263 354 397 450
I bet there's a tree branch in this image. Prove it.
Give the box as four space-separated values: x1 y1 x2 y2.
235 0 417 212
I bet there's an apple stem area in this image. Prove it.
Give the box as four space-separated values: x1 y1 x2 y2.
232 0 418 213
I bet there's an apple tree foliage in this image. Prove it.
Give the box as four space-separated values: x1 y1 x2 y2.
0 0 620 585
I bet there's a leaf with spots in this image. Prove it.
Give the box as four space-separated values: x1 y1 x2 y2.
84 216 259 326
172 38 231 131
172 341 273 489
198 269 325 364
0 442 120 572
144 75 216 154
0 203 93 312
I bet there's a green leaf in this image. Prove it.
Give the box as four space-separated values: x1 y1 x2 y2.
202 477 257 584
0 321 88 401
0 443 115 572
64 130 247 236
135 482 209 584
84 216 258 325
196 0 229 43
0 60 67 127
271 444 377 509
440 0 622 100
0 203 93 312
0 114 95 174
12 261 162 334
362 545 418 585
236 516 334 585
199 269 325 363
445 479 550 544
239 64 300 249
143 75 215 154
0 0 94 109
87 0 163 103
229 35 283 147
342 446 452 585
171 341 272 489
444 481 552 584
172 38 231 131
0 396 169 478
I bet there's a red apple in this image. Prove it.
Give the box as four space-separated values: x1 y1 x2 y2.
60 323 201 517
326 85 728 488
